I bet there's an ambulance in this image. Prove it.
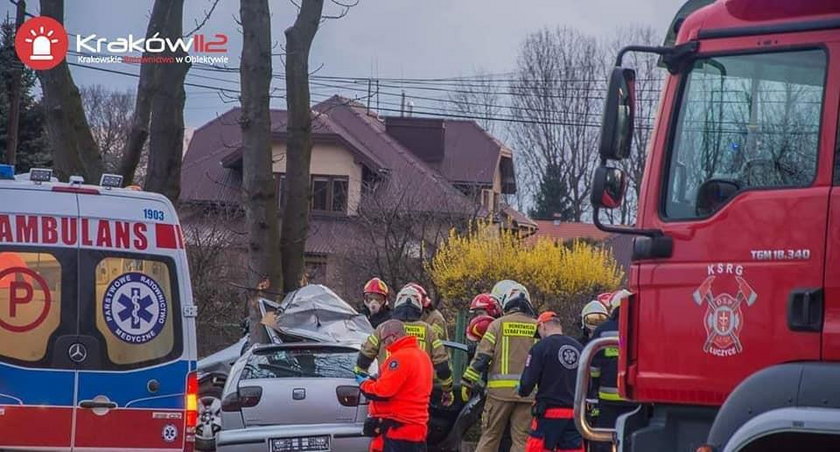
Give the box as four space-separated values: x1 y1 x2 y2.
0 165 199 451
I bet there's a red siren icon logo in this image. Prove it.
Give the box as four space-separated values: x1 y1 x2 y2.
15 16 69 70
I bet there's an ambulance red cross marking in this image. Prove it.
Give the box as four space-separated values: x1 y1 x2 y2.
0 267 52 332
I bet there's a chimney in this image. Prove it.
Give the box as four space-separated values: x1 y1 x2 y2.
385 117 446 163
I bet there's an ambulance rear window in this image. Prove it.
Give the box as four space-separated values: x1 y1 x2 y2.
94 256 178 366
0 252 62 363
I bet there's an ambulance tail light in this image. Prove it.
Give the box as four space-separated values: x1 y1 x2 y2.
186 371 199 433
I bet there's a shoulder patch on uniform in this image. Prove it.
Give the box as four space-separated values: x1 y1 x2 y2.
558 344 580 370
389 360 399 370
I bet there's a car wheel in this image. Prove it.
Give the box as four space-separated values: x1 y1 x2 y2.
195 381 223 451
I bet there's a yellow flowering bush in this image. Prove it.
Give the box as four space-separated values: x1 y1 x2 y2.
428 222 624 314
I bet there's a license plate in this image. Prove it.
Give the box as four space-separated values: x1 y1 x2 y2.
269 435 330 452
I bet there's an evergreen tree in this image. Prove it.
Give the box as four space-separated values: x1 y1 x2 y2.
0 18 51 173
530 162 575 221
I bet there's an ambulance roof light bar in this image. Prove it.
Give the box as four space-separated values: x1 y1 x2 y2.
0 164 14 180
100 173 124 189
29 168 53 184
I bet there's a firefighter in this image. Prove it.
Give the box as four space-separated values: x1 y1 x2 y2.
590 289 635 452
466 314 495 359
579 299 609 345
362 277 392 328
461 280 537 452
409 282 449 341
519 311 584 452
359 320 433 452
469 293 503 319
356 284 454 407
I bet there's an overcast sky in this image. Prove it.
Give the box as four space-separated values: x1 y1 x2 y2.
2 0 681 128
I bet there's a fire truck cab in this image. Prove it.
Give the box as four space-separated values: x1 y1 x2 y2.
0 166 199 451
578 0 840 451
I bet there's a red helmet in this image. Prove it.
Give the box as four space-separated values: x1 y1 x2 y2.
363 278 389 297
467 315 495 342
406 282 432 308
470 293 502 318
596 292 613 309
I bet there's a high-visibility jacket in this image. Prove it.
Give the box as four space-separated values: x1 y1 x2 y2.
590 315 631 404
421 308 449 340
464 311 537 401
358 320 453 391
360 335 432 442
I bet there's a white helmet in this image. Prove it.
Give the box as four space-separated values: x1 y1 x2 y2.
581 300 609 332
608 289 633 313
494 280 531 312
393 285 424 312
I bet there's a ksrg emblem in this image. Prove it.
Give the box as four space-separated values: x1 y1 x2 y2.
693 275 757 357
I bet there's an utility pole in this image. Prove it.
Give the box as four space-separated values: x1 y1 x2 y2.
366 78 371 113
376 79 380 114
400 91 405 117
5 0 26 165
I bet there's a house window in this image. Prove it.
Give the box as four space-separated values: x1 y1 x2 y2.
312 175 348 213
275 173 349 214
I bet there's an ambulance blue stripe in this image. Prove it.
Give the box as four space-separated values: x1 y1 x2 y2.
0 363 75 406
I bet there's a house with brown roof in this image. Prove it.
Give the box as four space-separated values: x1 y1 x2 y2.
179 95 535 297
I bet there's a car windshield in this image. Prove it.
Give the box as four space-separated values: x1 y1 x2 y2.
242 347 357 379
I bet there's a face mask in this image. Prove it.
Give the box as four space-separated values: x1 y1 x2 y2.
365 299 382 314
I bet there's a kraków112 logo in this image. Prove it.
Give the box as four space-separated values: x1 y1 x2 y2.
15 16 69 70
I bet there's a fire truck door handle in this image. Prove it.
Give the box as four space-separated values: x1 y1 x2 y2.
79 400 117 409
787 288 823 332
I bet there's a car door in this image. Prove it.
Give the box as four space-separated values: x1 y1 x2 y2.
72 194 188 451
634 47 835 404
0 187 79 451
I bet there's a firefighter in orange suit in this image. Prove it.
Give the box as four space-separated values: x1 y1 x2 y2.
359 320 433 452
461 280 538 451
519 311 584 452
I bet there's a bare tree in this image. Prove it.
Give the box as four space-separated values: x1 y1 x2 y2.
38 0 103 182
280 0 325 293
608 26 664 224
240 0 281 344
80 85 150 181
509 27 603 222
447 71 505 137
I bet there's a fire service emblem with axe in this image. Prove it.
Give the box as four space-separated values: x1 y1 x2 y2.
693 276 758 357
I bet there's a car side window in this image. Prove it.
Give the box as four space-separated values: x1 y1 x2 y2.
664 50 826 220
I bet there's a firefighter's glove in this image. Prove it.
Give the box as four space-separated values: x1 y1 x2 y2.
441 390 454 407
460 382 472 403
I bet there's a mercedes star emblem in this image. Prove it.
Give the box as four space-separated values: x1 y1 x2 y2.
68 343 87 363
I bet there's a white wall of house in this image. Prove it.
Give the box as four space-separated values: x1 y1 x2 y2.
271 142 363 215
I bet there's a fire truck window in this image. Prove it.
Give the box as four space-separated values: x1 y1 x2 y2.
0 252 61 362
94 257 175 365
664 50 825 219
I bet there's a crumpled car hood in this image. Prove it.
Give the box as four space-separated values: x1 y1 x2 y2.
260 284 373 347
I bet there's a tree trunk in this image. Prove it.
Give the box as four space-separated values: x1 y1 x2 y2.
240 0 281 344
143 0 189 202
38 0 103 182
118 0 171 185
281 0 324 293
4 0 26 166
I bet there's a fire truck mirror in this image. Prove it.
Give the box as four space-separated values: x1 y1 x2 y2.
591 166 628 210
599 67 636 161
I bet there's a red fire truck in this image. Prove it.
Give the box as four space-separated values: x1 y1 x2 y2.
576 0 840 451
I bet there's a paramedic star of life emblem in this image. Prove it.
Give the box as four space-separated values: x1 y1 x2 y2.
693 275 757 357
103 272 168 344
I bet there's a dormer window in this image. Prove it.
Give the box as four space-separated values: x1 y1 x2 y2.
275 173 349 214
